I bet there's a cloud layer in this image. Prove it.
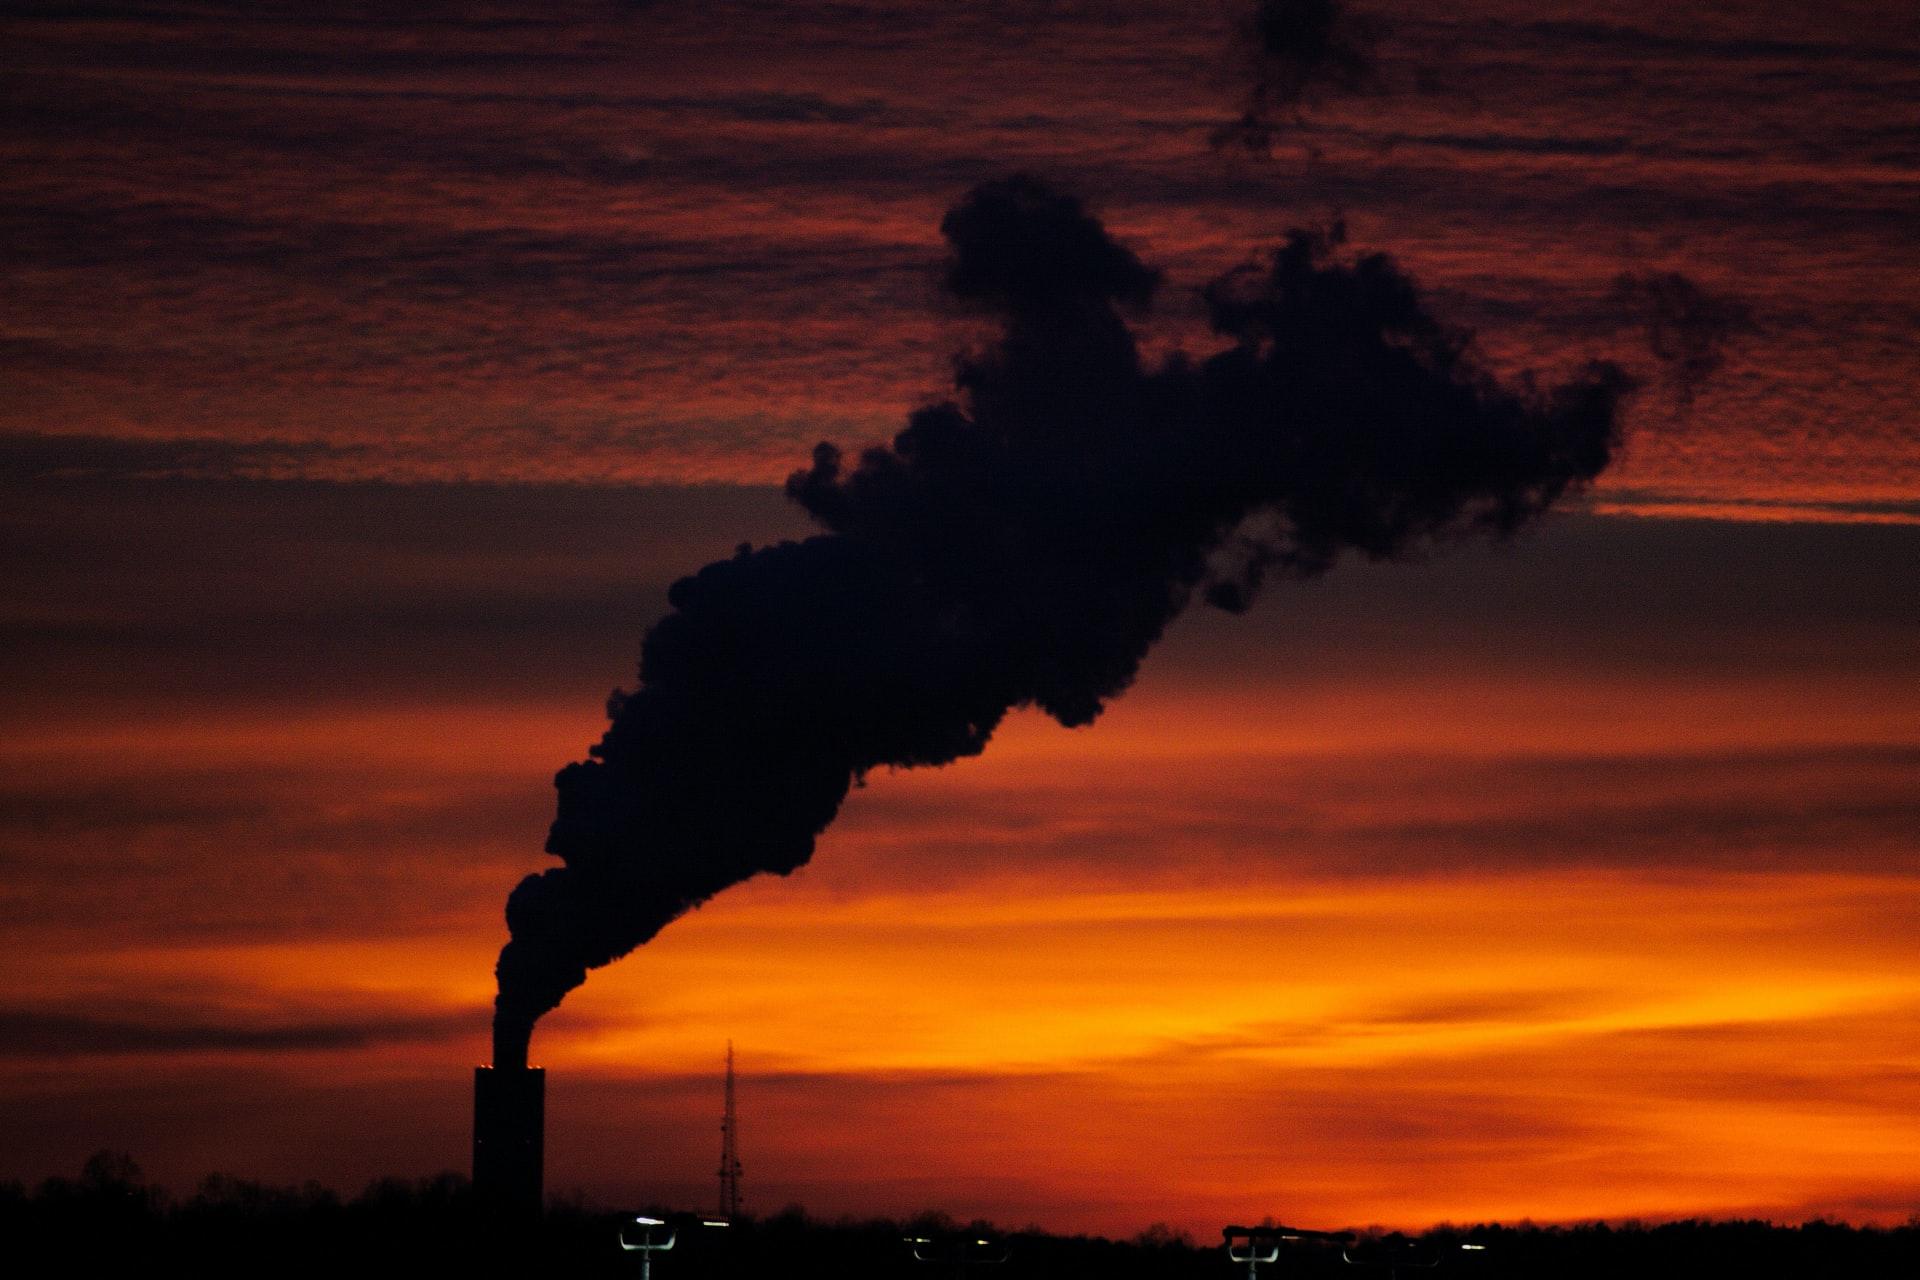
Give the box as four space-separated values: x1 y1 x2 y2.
4 1 1916 512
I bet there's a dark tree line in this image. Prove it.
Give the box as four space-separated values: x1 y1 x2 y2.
3 1153 1915 1280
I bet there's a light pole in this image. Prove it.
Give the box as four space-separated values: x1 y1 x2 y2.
1339 1234 1490 1279
1225 1228 1279 1280
620 1216 676 1280
905 1230 1011 1280
1223 1224 1355 1280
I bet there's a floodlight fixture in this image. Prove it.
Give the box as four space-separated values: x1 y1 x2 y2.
905 1230 1012 1276
1223 1224 1355 1280
620 1215 679 1280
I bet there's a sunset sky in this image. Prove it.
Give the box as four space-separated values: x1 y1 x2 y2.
3 0 1917 1236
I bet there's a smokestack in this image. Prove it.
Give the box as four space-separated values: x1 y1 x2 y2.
473 1064 544 1219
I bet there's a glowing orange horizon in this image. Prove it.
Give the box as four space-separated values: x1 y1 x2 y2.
3 664 1914 1232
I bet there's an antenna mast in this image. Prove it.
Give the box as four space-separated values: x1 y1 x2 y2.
717 1041 742 1221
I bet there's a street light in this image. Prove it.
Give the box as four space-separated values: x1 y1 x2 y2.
1224 1227 1279 1280
620 1216 676 1280
1224 1224 1356 1280
1339 1234 1489 1278
905 1229 1011 1280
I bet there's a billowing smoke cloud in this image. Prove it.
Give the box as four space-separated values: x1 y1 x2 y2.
1611 270 1754 405
490 175 1629 1067
1214 0 1381 153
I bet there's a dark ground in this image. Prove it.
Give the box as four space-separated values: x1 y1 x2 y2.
7 1152 1915 1279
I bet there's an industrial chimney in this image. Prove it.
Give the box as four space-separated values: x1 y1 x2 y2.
473 1064 544 1218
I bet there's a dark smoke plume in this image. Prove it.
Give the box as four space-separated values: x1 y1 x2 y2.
1215 0 1381 153
1610 270 1753 405
490 175 1629 1066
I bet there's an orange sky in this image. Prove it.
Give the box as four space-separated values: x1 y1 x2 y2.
3 554 1916 1231
3 0 1918 1238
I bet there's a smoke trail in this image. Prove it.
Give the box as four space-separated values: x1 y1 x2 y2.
490 175 1629 1066
1610 270 1753 406
1214 0 1381 153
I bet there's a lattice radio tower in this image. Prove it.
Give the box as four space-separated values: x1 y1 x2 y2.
717 1041 742 1220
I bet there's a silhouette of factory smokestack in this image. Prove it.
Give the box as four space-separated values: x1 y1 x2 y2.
473 1064 544 1219
717 1041 742 1220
